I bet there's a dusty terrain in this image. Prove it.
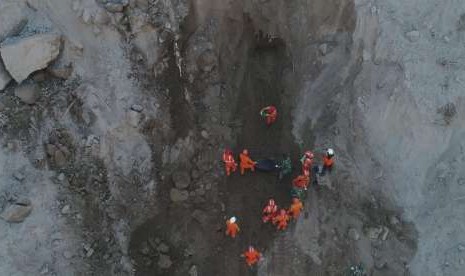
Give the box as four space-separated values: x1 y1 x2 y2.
1 0 465 275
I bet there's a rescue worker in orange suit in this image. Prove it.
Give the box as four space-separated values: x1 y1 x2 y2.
292 174 310 190
225 216 240 238
273 209 290 230
300 151 314 176
320 148 335 176
222 149 237 176
241 246 262 267
239 149 256 175
262 199 278 223
260 105 278 126
289 197 303 220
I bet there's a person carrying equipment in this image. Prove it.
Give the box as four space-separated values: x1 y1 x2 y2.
262 199 278 223
273 209 290 230
289 197 303 220
320 148 335 176
292 174 310 190
300 151 314 176
225 216 240 238
241 246 262 267
222 149 237 176
240 149 256 175
260 105 278 126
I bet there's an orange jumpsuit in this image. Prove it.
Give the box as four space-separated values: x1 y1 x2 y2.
273 211 290 230
292 175 310 189
302 157 312 176
240 153 255 175
261 106 277 125
262 203 278 223
289 199 303 219
223 150 237 176
225 220 240 238
243 248 261 266
323 155 334 168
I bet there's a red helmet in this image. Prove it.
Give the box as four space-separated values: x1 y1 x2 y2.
280 209 286 215
292 197 299 203
242 149 249 155
305 151 314 159
268 199 275 206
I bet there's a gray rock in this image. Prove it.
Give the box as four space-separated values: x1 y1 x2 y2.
54 150 68 167
381 227 390 241
200 130 209 139
61 205 71 215
375 259 387 269
1 34 62 83
192 209 208 226
63 251 74 259
1 203 32 223
158 254 172 269
0 60 12 91
39 263 49 275
172 171 191 189
405 30 420 42
14 82 40 104
0 1 28 42
191 170 200 179
13 172 25 181
348 228 360 241
170 188 189 202
188 265 198 276
366 227 383 240
86 248 94 257
157 243 169 253
57 173 66 182
319 44 328 55
47 63 73 79
458 245 465 252
105 3 125 13
205 183 212 190
389 215 400 226
130 104 144 112
0 101 5 111
197 50 216 72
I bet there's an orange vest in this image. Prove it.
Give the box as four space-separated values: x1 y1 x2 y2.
323 156 334 167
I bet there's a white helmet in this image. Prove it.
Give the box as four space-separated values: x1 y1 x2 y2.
229 216 237 223
327 148 334 157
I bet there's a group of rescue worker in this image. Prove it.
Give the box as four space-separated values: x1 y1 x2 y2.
221 105 336 267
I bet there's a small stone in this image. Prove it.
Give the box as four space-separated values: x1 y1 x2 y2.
130 104 144 112
63 251 73 259
196 188 205 196
389 215 400 226
40 263 49 275
47 63 73 79
57 173 66 182
443 36 450 43
13 172 26 181
158 254 172 269
458 245 465 252
191 170 200 179
381 227 390 241
46 144 57 156
82 9 92 24
348 228 360 241
157 243 169 253
319 44 328 55
139 241 151 255
188 265 198 276
54 150 67 167
172 171 191 189
200 130 209 139
189 191 196 197
105 3 125 13
197 50 216 72
86 248 94 257
192 209 208 226
14 82 40 105
375 259 387 269
184 246 194 257
1 203 32 222
0 101 5 111
405 30 420 42
61 205 71 215
366 227 383 240
170 188 189 202
362 50 371 62
205 183 212 190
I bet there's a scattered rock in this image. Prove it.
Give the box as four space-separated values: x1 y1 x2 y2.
47 62 73 79
366 227 383 240
57 173 66 182
375 259 387 269
0 60 12 91
197 50 216 72
205 183 212 190
0 34 62 83
158 254 172 269
389 215 400 226
172 171 191 189
196 188 205 196
192 209 208 226
93 9 111 25
200 130 209 139
130 104 144 112
13 172 26 182
405 30 420 42
188 265 198 276
63 250 74 259
348 228 360 241
54 149 68 168
86 248 94 257
0 101 5 111
1 203 32 223
309 252 322 265
170 188 189 202
157 243 169 253
458 245 465 252
184 246 195 257
0 1 28 42
14 82 40 104
39 263 49 275
139 241 151 255
381 227 390 241
105 2 126 13
127 109 141 127
319 44 328 55
362 50 371 62
191 169 200 179
61 205 71 215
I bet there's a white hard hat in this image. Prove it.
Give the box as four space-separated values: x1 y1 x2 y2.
230 216 237 223
327 148 334 156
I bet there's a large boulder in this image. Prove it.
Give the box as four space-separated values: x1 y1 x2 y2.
1 203 33 223
0 1 28 43
0 60 12 91
1 34 61 83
